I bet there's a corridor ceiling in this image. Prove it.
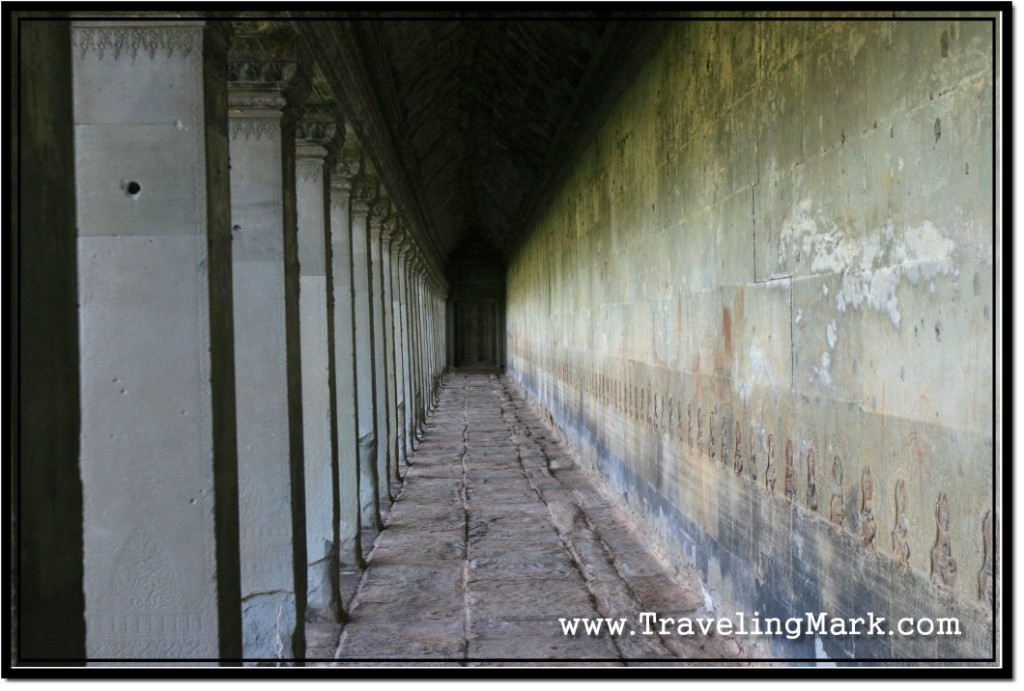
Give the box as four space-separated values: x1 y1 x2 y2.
284 12 653 270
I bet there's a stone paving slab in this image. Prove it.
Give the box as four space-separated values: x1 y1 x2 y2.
320 371 748 666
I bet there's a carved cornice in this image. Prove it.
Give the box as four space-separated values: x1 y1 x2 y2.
228 25 300 61
301 21 447 288
227 91 288 111
72 24 202 61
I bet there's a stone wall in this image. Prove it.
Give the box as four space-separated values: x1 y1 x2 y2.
506 17 996 661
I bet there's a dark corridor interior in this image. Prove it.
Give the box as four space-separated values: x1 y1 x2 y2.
446 233 506 368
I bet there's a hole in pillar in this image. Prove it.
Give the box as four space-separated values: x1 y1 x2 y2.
126 181 142 197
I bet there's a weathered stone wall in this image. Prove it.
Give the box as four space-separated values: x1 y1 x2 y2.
506 18 995 660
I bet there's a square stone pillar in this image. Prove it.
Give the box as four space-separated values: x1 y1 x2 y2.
18 16 86 663
72 19 241 661
406 257 422 440
412 264 427 437
349 170 384 530
396 239 416 458
329 152 365 567
228 47 309 661
369 200 394 503
294 114 341 622
386 225 407 471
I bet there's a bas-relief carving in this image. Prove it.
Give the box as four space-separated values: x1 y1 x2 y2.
860 467 877 548
765 436 778 495
930 493 957 591
720 415 728 468
111 523 178 611
733 421 743 476
978 510 993 607
697 408 703 458
805 448 817 512
748 428 758 481
708 410 716 464
784 439 796 502
829 456 844 527
73 26 202 61
892 479 911 568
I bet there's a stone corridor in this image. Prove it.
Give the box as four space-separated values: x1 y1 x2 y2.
15 12 1000 671
309 372 742 665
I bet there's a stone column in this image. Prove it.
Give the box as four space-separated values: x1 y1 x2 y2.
329 146 364 567
387 224 408 470
294 111 341 622
395 238 415 458
407 257 423 440
433 289 441 375
349 168 384 530
72 19 241 660
369 198 394 503
414 263 428 437
228 42 309 661
380 217 403 481
446 297 456 370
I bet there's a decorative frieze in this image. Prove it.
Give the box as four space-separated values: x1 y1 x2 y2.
297 161 324 184
72 25 202 61
229 116 281 142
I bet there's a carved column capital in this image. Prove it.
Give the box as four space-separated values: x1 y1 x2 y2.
350 172 378 215
412 253 426 279
295 107 340 184
370 197 392 229
227 33 310 141
382 217 403 250
295 110 339 149
397 236 415 258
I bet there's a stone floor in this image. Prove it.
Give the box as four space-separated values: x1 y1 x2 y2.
308 371 747 666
